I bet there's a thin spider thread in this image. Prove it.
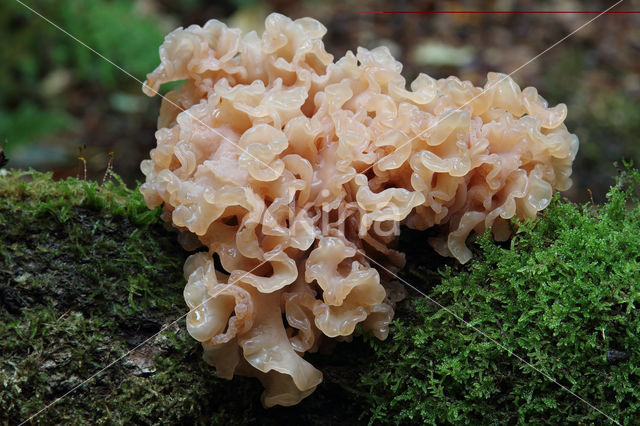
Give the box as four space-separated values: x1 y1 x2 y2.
358 0 623 177
13 0 623 423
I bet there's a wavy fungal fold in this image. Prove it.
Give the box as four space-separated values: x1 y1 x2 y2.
140 13 578 406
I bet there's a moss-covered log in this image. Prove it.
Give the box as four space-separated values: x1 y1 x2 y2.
1 168 639 424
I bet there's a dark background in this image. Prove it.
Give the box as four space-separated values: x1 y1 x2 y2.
2 0 639 202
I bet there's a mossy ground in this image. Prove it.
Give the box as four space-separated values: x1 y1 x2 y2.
360 165 640 424
1 167 639 425
0 170 365 425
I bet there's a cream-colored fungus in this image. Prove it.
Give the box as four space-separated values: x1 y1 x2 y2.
140 13 578 406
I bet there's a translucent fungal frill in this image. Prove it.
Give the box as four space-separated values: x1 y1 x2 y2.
140 13 578 406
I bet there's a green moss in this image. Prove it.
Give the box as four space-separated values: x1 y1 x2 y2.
1 167 639 424
0 169 365 425
358 164 640 424
0 169 194 423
